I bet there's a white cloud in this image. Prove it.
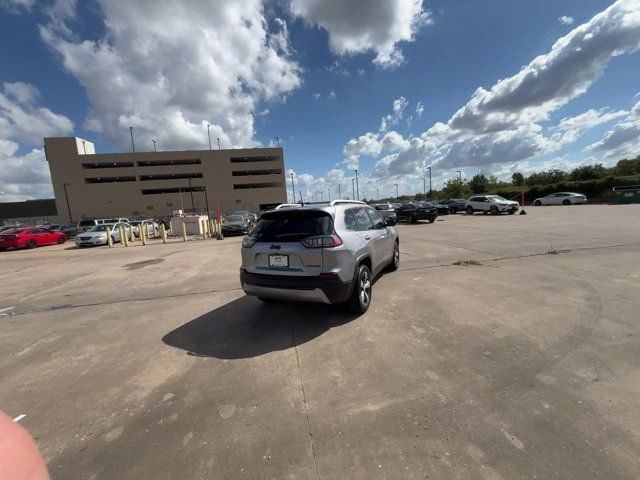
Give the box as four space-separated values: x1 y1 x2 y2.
343 132 382 169
558 16 574 26
0 0 34 13
380 96 408 132
0 141 54 201
551 107 628 145
586 100 640 157
40 0 302 151
289 0 432 68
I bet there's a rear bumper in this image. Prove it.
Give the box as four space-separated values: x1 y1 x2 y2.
240 271 353 304
0 240 22 248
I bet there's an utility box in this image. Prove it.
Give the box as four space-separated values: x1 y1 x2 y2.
612 185 640 204
170 215 209 235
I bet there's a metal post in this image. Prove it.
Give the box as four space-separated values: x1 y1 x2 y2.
207 124 212 150
152 139 157 152
328 188 331 201
352 179 355 199
428 166 432 197
275 136 280 147
354 169 359 201
188 177 195 214
203 186 210 218
130 126 135 152
423 178 426 196
290 172 296 203
395 183 399 199
63 183 72 222
217 137 221 150
376 188 379 200
337 184 341 198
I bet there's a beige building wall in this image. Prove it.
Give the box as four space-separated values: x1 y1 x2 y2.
44 137 287 221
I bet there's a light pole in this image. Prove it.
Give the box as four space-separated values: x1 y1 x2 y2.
337 184 341 198
427 166 432 197
63 183 72 222
129 126 135 152
354 169 359 201
217 137 221 150
328 187 331 201
376 187 379 200
152 139 157 152
423 178 426 196
275 136 280 147
456 170 462 181
207 124 212 150
394 183 399 199
188 177 195 214
320 191 323 202
352 178 355 200
290 172 296 203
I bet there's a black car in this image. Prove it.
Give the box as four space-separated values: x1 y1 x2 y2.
437 199 464 213
394 202 437 223
222 214 253 236
420 201 450 215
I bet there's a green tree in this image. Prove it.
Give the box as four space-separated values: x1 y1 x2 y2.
512 172 525 186
613 156 640 176
526 169 567 186
570 164 606 181
441 178 469 198
469 173 489 193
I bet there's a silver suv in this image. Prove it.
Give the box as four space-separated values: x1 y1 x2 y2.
240 200 400 313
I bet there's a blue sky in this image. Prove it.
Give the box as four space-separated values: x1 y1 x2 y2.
1 0 640 201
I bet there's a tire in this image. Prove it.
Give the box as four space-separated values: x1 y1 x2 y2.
490 206 499 215
348 264 372 314
388 242 400 271
410 215 417 224
27 239 37 249
428 217 436 223
534 200 542 206
562 199 571 205
508 211 515 215
465 206 474 215
57 237 65 244
451 207 458 214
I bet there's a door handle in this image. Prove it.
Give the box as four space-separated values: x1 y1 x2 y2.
364 235 371 240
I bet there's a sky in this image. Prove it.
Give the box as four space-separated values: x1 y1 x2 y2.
1 0 640 203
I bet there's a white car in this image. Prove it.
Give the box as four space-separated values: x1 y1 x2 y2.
130 219 158 237
534 192 587 206
75 222 131 247
465 195 519 215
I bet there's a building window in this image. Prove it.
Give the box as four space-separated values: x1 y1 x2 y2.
233 182 282 190
139 173 203 181
230 156 279 163
232 169 281 176
82 162 134 169
136 159 201 167
141 187 204 195
85 176 136 183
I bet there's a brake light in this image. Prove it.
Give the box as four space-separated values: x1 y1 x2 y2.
301 235 343 248
242 236 256 248
320 272 337 279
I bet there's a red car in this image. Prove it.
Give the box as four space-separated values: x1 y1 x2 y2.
0 227 67 250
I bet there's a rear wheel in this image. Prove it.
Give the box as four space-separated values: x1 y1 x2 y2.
490 206 499 215
348 264 372 314
465 206 474 215
27 239 37 249
428 217 436 223
562 199 571 205
388 242 400 271
57 237 65 244
451 207 458 214
534 200 542 206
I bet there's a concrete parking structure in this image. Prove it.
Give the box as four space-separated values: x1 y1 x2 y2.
0 205 639 479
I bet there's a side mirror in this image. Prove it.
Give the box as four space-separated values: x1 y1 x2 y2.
384 217 397 226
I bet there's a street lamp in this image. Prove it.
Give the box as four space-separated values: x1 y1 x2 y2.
354 169 359 201
217 137 221 150
63 183 72 222
129 126 135 152
187 177 195 214
351 178 355 199
376 187 379 200
275 136 280 147
328 187 331 201
207 124 212 150
290 172 296 203
152 139 157 152
394 183 399 199
426 166 432 197
337 184 341 198
456 170 462 181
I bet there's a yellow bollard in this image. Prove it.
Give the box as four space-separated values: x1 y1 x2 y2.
201 220 207 240
106 226 113 247
141 225 147 245
122 226 129 246
161 224 167 243
169 223 173 235
208 219 214 237
130 225 135 243
182 223 187 242
204 220 209 238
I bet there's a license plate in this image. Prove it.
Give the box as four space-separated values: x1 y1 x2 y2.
269 254 289 267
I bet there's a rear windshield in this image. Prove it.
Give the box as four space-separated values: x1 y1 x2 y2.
251 211 333 242
79 220 96 227
2 228 24 234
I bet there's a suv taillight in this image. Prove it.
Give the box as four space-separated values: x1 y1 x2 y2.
242 236 256 248
301 235 343 248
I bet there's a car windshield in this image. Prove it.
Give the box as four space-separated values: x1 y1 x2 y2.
226 215 245 222
487 195 507 201
251 211 333 242
88 224 114 232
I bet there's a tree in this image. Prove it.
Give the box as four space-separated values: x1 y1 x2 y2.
526 169 567 186
512 172 525 186
613 156 640 176
469 173 489 194
570 164 606 181
440 178 469 199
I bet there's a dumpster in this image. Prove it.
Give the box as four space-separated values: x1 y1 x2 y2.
612 185 640 204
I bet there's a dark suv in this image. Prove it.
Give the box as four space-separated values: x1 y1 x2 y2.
393 202 437 224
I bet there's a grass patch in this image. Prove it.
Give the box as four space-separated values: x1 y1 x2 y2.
453 259 482 266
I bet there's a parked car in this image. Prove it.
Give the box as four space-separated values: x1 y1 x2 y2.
394 202 437 223
76 218 130 233
373 203 394 211
57 223 80 238
0 225 20 233
465 195 519 215
75 222 131 247
437 199 464 213
534 192 587 206
130 219 158 237
0 227 67 250
38 224 60 230
240 200 399 313
421 201 450 215
221 214 254 236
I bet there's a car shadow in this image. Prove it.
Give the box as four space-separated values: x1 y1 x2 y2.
162 296 359 359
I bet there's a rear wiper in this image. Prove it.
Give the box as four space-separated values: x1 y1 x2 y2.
274 232 310 239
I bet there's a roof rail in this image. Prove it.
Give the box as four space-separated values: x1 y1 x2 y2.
329 199 366 206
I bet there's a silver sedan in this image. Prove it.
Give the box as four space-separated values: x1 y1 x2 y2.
534 192 587 206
